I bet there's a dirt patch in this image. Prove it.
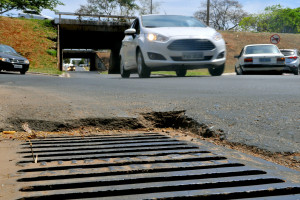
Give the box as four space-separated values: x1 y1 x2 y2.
1 110 299 171
6 117 144 132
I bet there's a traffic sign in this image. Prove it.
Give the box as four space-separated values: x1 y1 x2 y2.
270 34 280 44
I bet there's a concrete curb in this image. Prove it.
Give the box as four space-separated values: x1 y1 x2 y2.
27 72 61 77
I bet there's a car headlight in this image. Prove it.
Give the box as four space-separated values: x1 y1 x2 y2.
0 57 10 62
213 32 223 41
24 59 30 64
145 33 169 42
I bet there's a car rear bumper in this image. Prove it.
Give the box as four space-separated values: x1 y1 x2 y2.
242 64 285 72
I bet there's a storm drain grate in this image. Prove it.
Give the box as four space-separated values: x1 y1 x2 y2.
16 133 300 200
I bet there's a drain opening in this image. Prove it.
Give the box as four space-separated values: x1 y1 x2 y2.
16 133 300 200
20 170 267 192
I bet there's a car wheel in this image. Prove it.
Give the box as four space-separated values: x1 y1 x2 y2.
235 65 244 75
208 64 224 76
294 66 300 75
137 50 151 78
20 70 26 75
120 57 130 78
176 69 187 77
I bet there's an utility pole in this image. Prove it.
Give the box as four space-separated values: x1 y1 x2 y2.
150 0 153 14
206 0 210 26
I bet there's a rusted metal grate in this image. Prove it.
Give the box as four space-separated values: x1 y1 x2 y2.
16 133 300 200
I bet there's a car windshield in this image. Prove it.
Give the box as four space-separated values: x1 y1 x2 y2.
24 10 40 14
141 15 206 28
0 45 17 54
280 50 295 56
245 45 280 54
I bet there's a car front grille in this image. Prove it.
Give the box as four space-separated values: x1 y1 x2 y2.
171 56 213 61
11 59 25 64
168 39 215 51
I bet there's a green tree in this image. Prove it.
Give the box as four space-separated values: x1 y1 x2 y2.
0 0 64 15
239 5 300 33
76 0 137 16
138 0 160 15
78 59 85 65
64 58 70 64
194 0 248 30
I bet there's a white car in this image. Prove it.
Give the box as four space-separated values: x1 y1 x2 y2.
234 44 286 75
280 49 300 75
18 10 53 20
119 15 226 78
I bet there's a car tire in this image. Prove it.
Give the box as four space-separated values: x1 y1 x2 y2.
20 70 26 75
294 66 300 75
137 50 151 78
235 65 244 75
176 69 187 77
209 64 224 76
120 57 130 78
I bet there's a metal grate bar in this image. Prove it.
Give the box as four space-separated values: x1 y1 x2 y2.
18 155 230 172
98 185 300 200
21 138 180 149
20 168 266 192
18 162 243 183
19 178 292 200
21 144 199 158
19 141 189 154
23 135 170 145
18 149 215 163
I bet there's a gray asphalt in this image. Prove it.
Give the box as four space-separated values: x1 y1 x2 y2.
0 71 299 153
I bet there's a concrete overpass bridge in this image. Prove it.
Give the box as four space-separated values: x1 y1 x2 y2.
55 12 135 73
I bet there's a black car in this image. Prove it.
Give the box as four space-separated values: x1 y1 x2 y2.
0 44 29 74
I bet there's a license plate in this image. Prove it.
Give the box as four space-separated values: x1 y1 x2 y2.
259 58 271 62
182 52 204 60
14 65 23 69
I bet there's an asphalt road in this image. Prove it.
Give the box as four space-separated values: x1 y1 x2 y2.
0 71 299 154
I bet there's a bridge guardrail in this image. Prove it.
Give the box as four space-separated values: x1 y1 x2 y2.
55 12 136 23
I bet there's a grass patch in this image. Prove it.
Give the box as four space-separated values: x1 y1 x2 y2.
29 67 62 75
46 49 57 56
0 17 58 75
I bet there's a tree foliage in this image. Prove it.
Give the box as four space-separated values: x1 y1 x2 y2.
239 5 300 33
0 0 64 15
76 0 138 16
194 0 248 30
138 0 160 15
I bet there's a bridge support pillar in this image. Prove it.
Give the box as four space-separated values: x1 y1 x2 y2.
108 48 120 74
90 56 96 71
57 24 63 71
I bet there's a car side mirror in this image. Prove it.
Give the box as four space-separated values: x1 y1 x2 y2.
124 28 136 35
234 55 239 59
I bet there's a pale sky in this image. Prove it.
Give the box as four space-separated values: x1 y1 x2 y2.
4 0 300 18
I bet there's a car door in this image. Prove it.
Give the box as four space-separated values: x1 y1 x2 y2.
126 19 141 69
297 50 300 66
121 30 133 68
236 48 244 69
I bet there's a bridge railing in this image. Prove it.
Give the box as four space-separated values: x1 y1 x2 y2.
55 12 136 23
